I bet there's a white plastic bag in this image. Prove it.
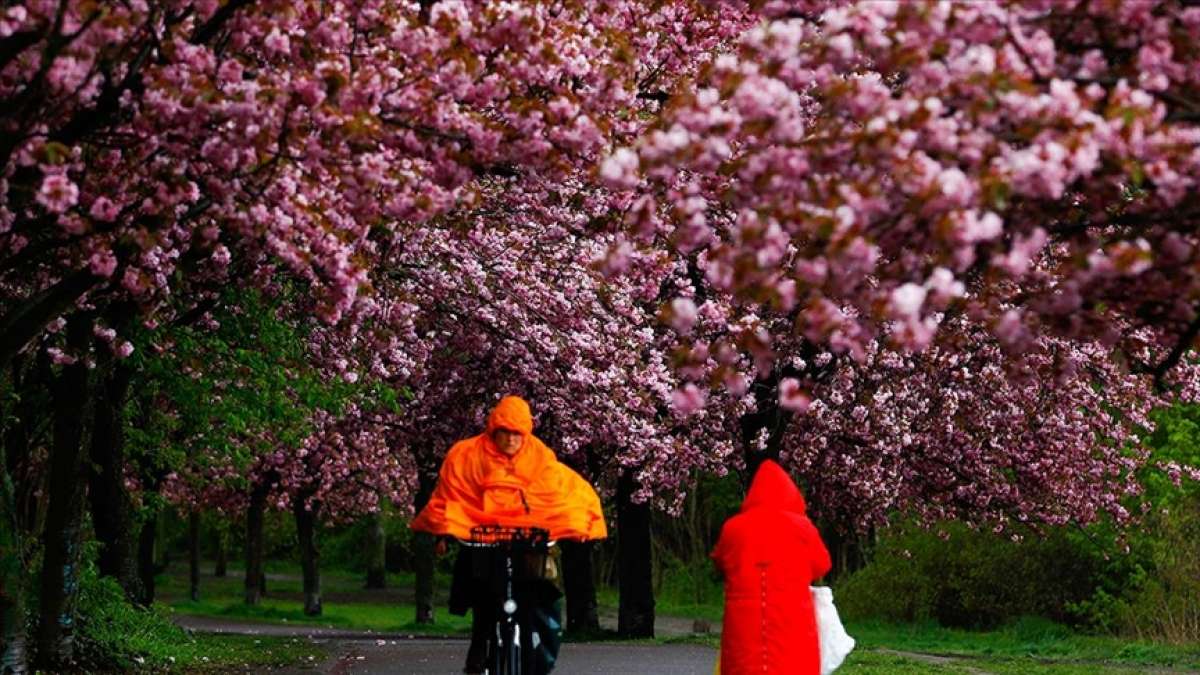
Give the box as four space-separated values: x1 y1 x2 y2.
811 586 855 674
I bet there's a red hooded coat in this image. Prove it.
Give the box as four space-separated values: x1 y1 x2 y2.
712 460 832 675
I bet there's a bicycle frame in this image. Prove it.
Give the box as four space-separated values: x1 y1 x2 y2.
463 526 555 675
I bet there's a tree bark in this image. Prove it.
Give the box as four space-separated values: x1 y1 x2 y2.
413 468 437 624
244 481 270 606
87 358 139 602
0 578 25 675
617 469 654 638
293 497 322 616
137 512 159 605
364 511 386 589
214 525 228 578
561 540 600 635
1 435 28 674
35 314 93 670
188 510 200 602
739 372 794 485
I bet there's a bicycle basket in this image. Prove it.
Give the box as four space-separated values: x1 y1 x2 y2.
468 525 550 547
468 525 554 581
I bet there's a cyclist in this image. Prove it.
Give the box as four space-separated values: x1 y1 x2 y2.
411 395 607 674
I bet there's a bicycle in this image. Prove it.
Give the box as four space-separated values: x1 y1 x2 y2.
461 525 560 675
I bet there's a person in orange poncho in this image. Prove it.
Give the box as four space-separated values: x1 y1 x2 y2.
411 395 606 541
411 395 606 673
711 460 831 675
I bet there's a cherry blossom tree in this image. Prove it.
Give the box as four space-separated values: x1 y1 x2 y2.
608 0 1200 389
1 0 743 664
4 0 1200 667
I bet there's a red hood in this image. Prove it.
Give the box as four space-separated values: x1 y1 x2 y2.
741 460 807 514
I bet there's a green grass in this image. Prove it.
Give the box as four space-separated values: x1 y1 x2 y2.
170 597 472 635
839 650 975 674
837 650 1191 674
598 586 726 624
160 561 470 635
846 617 1200 668
159 634 326 673
70 570 325 673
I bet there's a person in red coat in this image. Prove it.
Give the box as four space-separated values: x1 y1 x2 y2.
712 459 832 675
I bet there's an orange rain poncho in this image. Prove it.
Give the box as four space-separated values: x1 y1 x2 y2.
410 396 607 541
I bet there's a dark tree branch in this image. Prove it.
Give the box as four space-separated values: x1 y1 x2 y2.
1141 305 1200 392
636 90 670 103
0 30 41 71
0 268 100 366
190 0 256 45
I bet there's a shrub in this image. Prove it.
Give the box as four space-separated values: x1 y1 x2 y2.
72 566 192 671
1114 499 1200 644
835 522 1113 629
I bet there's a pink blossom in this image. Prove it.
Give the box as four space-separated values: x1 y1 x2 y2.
47 348 76 366
671 384 707 416
88 250 118 278
37 174 79 214
600 148 641 189
89 196 120 221
889 283 927 318
778 378 811 412
669 297 698 335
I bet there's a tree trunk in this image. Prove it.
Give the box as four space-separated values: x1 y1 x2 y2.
214 526 228 578
244 482 269 606
0 580 25 675
35 316 93 670
413 469 437 624
137 512 158 605
1 440 28 674
364 511 386 589
617 469 654 638
87 359 139 602
188 510 200 602
561 540 600 635
739 372 794 486
293 496 321 616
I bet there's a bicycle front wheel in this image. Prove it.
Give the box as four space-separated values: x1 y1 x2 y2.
491 620 522 675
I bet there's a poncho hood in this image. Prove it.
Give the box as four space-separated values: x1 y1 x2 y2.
486 395 535 436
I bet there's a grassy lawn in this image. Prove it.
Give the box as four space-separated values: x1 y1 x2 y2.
159 561 471 635
848 618 1200 668
161 634 325 673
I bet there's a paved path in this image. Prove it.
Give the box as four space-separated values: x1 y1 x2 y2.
273 639 717 674
176 615 718 674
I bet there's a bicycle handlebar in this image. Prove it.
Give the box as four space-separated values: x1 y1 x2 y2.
461 524 555 548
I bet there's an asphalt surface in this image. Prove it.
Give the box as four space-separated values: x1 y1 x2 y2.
273 638 718 675
175 616 718 674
